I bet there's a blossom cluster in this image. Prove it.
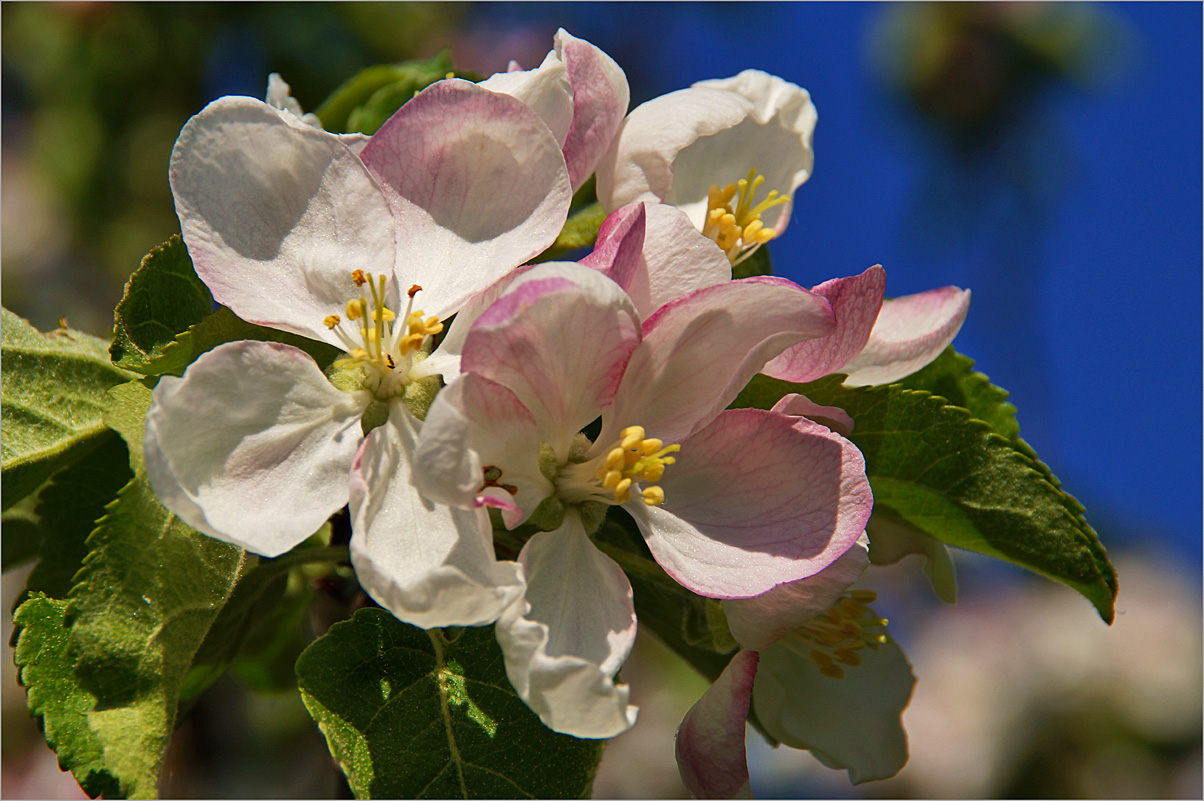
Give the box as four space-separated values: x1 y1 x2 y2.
147 31 969 795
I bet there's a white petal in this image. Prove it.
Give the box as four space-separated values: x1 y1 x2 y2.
348 401 525 628
360 80 572 319
145 340 368 556
495 512 639 738
170 96 397 347
723 536 869 651
753 634 915 784
480 48 574 147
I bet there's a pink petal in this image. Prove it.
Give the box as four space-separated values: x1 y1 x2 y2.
462 263 641 460
770 393 855 436
479 50 574 147
722 536 870 651
762 265 886 384
145 341 368 556
348 402 525 629
360 80 572 319
170 96 397 348
495 513 639 738
600 277 833 447
626 409 871 599
578 202 647 293
841 286 971 386
413 373 552 529
675 650 759 799
555 29 630 192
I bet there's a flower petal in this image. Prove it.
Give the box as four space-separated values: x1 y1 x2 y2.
762 265 886 384
145 340 368 556
601 277 833 446
675 650 759 800
348 401 525 628
723 536 870 651
583 202 731 320
597 71 816 234
429 264 539 379
841 286 971 387
625 409 871 599
360 80 572 319
462 262 641 460
170 96 397 347
554 29 630 192
753 634 915 784
865 514 958 604
495 512 639 738
770 393 855 437
413 373 553 529
479 49 574 147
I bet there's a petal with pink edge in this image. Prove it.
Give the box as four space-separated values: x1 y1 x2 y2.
170 96 397 348
462 263 641 460
723 535 869 651
479 49 574 147
360 80 572 319
675 650 759 799
583 202 731 320
753 633 915 784
770 393 855 437
145 341 368 556
348 401 525 629
625 409 871 599
762 265 886 384
413 373 553 529
554 29 630 192
841 286 971 387
601 276 833 446
495 512 639 738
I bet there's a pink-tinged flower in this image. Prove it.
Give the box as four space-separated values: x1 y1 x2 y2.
412 262 872 737
762 264 971 387
482 29 629 192
596 70 816 266
145 80 572 627
676 536 916 797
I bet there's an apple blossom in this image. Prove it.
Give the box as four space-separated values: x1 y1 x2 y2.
146 78 572 627
411 261 874 737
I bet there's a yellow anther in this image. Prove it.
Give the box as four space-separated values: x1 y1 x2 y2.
613 478 632 503
641 486 665 506
818 663 846 680
602 470 623 489
377 308 396 322
642 463 665 482
345 300 364 321
408 284 422 298
604 449 625 471
701 167 792 265
850 590 878 604
640 438 664 454
621 426 645 449
833 649 862 667
351 269 367 286
324 314 340 329
351 348 368 360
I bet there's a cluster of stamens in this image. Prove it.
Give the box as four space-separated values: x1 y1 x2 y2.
701 167 791 265
594 426 680 506
323 270 442 398
779 590 889 679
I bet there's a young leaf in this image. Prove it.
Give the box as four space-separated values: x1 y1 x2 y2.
2 308 133 509
316 50 457 134
296 609 605 799
733 373 1118 622
141 306 341 378
109 236 214 373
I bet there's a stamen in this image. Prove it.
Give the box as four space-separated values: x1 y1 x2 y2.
701 167 791 265
781 590 890 680
324 315 340 329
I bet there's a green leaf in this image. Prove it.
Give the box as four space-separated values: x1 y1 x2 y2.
140 306 341 378
533 203 607 263
894 347 1020 440
296 609 605 799
13 593 118 798
109 235 213 373
733 373 1118 622
12 376 250 797
3 483 47 570
2 308 134 510
317 50 457 134
21 436 133 604
731 242 772 279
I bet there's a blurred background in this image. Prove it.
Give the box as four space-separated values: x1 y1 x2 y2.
2 2 1199 798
